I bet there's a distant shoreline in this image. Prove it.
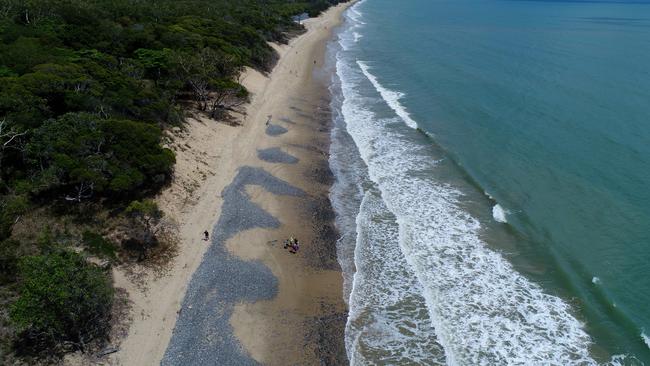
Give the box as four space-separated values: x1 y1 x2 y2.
107 2 355 365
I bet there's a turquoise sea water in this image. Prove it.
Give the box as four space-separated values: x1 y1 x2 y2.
330 0 650 363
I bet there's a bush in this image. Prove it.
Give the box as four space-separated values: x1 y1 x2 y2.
0 239 20 284
0 194 28 241
82 231 118 262
124 199 163 260
9 250 113 355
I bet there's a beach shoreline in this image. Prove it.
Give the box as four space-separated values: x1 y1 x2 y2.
105 3 353 365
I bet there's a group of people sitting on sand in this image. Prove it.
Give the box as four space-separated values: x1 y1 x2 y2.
283 237 300 254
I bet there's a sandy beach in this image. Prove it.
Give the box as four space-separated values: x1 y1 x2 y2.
106 3 353 365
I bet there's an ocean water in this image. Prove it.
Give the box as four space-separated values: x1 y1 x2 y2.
328 0 650 364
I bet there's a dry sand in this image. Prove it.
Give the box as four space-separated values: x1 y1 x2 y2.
104 3 353 365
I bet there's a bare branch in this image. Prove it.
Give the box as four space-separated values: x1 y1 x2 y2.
64 182 94 202
0 118 27 149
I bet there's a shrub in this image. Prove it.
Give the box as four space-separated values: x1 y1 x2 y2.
0 239 20 284
0 194 28 241
82 231 118 262
124 199 163 260
9 250 113 355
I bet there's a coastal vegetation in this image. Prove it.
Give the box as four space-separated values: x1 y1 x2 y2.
0 0 348 362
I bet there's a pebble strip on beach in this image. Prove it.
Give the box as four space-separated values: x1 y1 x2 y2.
265 123 289 136
257 147 299 164
162 166 305 366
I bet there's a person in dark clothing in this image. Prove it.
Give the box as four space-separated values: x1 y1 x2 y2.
203 230 209 241
289 239 300 254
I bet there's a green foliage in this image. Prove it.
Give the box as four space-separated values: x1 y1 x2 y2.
0 0 347 206
125 199 163 238
35 228 56 252
9 250 113 353
0 77 48 128
124 199 163 259
306 0 334 17
0 194 28 241
82 231 117 261
134 48 174 78
125 199 162 218
27 112 175 199
0 66 16 77
0 239 20 283
0 37 72 75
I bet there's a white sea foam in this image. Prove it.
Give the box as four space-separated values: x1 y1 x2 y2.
346 190 446 365
336 54 599 364
492 204 508 223
642 332 650 349
340 1 367 51
357 61 419 129
606 354 640 366
329 80 366 300
347 0 367 25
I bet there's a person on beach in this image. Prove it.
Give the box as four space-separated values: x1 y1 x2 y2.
283 236 300 253
266 114 272 125
289 239 300 254
203 230 209 241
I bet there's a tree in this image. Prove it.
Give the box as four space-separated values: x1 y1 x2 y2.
27 112 175 200
124 199 163 260
27 112 107 201
0 239 20 283
0 37 66 75
0 77 49 128
208 77 248 118
19 63 96 115
0 194 28 240
175 47 243 113
134 48 174 79
0 118 26 150
9 250 113 354
0 118 26 172
175 49 212 111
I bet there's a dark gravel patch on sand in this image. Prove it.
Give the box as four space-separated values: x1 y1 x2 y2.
257 147 299 164
302 196 340 271
306 303 348 366
306 155 335 187
162 167 305 366
265 123 288 136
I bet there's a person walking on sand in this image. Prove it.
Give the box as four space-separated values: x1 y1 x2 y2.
203 230 209 241
266 114 272 125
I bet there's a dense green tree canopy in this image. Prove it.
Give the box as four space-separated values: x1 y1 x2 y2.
0 0 347 240
10 250 113 353
27 112 174 199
